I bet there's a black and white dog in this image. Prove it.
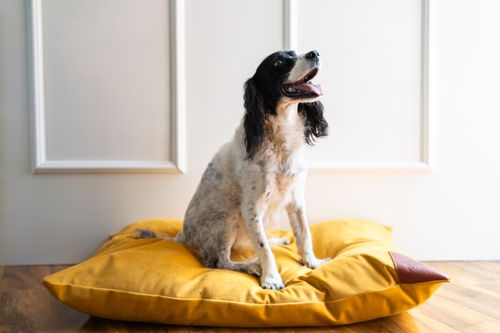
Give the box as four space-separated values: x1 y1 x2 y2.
179 50 329 290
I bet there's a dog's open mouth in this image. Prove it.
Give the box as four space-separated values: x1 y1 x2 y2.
281 67 323 98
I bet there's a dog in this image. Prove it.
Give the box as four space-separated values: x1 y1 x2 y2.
145 50 330 290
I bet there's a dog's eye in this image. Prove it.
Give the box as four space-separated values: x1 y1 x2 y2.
274 60 283 67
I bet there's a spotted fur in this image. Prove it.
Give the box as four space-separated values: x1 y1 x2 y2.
177 51 330 290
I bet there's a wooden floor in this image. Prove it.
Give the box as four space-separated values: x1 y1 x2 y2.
0 262 499 333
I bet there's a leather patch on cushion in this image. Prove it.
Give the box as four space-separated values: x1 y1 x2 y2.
389 251 449 283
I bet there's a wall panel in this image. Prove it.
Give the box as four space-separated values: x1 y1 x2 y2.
30 0 185 173
295 0 429 171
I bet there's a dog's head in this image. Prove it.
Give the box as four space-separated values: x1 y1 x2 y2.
243 50 328 158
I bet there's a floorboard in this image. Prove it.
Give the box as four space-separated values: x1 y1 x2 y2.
0 262 499 332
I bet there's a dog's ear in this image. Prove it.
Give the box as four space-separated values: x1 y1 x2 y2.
298 101 329 145
243 77 266 158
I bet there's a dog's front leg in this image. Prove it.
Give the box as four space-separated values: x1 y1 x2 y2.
241 201 284 290
286 203 330 269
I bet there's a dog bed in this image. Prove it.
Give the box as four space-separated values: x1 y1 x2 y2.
43 219 448 327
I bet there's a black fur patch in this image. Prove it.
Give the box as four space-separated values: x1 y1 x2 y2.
243 51 297 158
299 101 329 145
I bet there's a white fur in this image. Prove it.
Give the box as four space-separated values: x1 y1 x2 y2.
176 53 329 290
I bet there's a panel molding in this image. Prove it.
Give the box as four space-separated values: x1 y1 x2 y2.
28 0 186 174
283 0 433 172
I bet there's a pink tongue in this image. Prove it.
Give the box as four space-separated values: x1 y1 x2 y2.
295 83 323 96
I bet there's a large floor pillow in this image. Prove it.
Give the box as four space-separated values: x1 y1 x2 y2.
44 219 449 327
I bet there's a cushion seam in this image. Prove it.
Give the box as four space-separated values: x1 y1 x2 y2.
44 279 447 306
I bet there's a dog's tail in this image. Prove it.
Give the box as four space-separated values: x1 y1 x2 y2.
136 229 183 242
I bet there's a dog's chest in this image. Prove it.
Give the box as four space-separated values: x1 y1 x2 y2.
272 169 295 193
264 167 299 210
261 126 304 209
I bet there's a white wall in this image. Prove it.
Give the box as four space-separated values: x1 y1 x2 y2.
1 0 499 265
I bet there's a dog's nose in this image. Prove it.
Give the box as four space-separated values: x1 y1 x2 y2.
306 50 319 59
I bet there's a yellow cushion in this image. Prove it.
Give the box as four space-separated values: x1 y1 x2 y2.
43 219 448 327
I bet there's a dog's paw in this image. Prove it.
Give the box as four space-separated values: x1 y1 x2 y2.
268 237 291 246
260 274 285 290
246 262 262 277
302 256 331 269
